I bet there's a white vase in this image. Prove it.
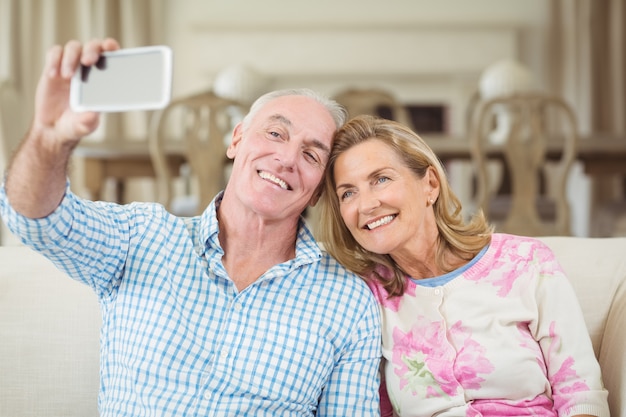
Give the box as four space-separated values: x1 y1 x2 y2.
479 59 535 144
213 63 269 105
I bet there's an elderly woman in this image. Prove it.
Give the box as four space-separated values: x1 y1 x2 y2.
318 115 609 417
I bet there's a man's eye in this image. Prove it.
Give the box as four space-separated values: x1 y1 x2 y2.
376 176 390 184
262 128 285 140
304 150 321 164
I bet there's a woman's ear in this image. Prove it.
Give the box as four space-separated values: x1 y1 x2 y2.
226 122 244 159
427 166 441 199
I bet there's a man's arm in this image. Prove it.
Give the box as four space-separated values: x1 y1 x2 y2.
4 38 120 218
316 292 382 416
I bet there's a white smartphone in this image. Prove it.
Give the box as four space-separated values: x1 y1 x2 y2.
70 45 173 112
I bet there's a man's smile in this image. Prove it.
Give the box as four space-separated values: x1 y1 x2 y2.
258 170 291 190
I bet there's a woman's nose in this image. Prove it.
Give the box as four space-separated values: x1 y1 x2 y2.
359 190 381 213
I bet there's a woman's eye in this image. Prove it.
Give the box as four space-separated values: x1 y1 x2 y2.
339 190 354 201
376 176 390 185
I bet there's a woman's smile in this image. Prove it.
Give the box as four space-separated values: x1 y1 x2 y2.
364 214 396 230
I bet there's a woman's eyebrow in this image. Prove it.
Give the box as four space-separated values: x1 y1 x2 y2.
336 167 389 190
335 181 353 192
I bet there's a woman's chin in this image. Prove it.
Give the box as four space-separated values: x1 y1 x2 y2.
360 240 394 256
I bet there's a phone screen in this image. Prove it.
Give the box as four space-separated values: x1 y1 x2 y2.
70 46 172 112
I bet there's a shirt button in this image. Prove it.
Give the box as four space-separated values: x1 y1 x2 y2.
220 348 228 358
204 392 211 400
434 288 441 295
233 302 242 311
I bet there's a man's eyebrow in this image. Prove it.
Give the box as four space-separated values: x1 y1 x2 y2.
269 114 292 126
267 114 331 155
308 138 331 156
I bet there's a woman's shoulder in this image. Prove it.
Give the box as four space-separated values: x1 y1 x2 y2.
490 233 554 253
486 233 559 269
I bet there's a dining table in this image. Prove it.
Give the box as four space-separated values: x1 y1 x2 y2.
424 132 626 177
73 139 187 203
74 132 626 203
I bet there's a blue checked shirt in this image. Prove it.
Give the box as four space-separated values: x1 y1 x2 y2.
0 184 382 416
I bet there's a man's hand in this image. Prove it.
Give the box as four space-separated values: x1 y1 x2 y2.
33 38 121 148
4 38 121 219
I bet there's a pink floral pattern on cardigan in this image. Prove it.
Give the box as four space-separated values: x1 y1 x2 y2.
391 317 494 398
463 236 562 297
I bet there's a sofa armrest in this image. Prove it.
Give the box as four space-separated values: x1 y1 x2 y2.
599 276 625 417
540 236 626 417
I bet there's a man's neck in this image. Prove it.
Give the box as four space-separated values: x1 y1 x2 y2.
216 202 299 291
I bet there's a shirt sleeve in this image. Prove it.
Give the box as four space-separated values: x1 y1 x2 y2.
316 288 382 416
531 242 610 417
0 181 131 299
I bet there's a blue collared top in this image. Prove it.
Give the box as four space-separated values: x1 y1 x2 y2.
0 184 381 416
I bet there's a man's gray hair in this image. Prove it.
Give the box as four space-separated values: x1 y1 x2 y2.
241 88 347 131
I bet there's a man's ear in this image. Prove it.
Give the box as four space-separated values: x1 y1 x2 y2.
226 122 244 159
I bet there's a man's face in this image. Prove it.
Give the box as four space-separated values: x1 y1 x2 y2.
225 95 336 222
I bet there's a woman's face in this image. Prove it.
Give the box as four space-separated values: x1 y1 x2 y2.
333 138 438 257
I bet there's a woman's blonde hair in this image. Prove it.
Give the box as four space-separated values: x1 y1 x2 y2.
318 115 493 297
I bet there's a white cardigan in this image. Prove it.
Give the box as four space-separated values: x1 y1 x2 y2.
368 233 609 417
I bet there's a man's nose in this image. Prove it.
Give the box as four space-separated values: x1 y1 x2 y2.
275 142 299 170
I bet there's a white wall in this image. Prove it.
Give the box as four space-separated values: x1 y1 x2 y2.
164 0 550 99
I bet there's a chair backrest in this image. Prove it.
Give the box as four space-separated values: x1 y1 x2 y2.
149 90 247 215
332 88 413 127
469 93 578 236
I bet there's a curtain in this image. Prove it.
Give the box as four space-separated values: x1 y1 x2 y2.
549 0 626 235
590 0 625 135
549 0 625 136
0 0 165 141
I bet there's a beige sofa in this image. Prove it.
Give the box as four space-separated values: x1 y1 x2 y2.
1 237 624 417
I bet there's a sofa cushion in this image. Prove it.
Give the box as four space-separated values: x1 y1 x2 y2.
1 239 624 417
0 246 101 417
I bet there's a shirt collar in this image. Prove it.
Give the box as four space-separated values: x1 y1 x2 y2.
197 191 223 256
196 192 322 265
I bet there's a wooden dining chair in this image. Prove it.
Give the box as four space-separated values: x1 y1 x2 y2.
148 90 247 216
469 92 578 236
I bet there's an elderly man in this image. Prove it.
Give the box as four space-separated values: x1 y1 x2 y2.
0 38 381 416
